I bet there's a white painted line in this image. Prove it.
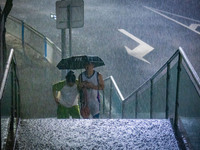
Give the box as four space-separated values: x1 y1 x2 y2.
144 6 200 35
147 7 200 23
118 29 154 64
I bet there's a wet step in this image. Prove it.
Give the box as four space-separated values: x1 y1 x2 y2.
15 119 179 150
180 117 200 150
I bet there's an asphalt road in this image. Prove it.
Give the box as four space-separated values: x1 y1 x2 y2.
1 0 200 96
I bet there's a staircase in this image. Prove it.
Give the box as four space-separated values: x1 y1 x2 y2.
1 17 200 150
15 119 179 150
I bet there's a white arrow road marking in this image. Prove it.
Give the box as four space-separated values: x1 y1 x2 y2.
118 29 154 64
189 24 200 31
144 6 200 35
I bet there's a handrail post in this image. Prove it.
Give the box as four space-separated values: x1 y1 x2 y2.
174 52 182 127
21 21 27 59
21 21 24 49
1 14 5 85
122 100 124 119
14 64 17 129
13 59 20 129
17 83 20 123
15 64 20 124
135 92 138 118
109 79 112 119
165 63 170 119
150 79 153 119
10 61 14 135
68 4 72 57
44 37 47 58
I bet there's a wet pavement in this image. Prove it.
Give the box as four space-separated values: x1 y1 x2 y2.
15 119 179 150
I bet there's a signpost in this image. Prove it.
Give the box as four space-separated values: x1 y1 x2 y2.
56 0 84 29
56 0 84 78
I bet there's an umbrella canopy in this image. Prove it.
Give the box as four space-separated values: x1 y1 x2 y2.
57 55 105 70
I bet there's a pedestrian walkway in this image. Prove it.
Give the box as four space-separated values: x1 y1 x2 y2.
15 119 179 149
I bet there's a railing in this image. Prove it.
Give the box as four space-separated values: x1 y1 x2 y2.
100 76 123 119
6 15 61 66
100 47 200 149
5 15 62 119
0 49 21 150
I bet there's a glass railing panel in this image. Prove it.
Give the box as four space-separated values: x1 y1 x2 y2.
168 62 178 119
7 17 45 56
152 71 167 119
6 17 22 39
1 69 12 149
110 86 122 118
46 40 61 65
100 78 111 118
179 63 200 117
1 70 12 117
99 77 123 119
137 82 151 119
178 62 200 150
24 26 45 56
123 94 136 119
6 16 62 67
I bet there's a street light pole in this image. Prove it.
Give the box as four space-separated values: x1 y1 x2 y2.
61 0 73 79
61 28 67 79
67 5 72 57
61 4 72 79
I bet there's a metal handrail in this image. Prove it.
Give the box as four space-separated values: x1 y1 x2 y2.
179 47 200 90
123 50 180 102
103 76 124 100
7 15 61 64
110 76 124 100
103 49 179 105
103 47 200 123
8 15 61 51
8 16 46 41
0 48 14 149
106 48 199 103
0 49 14 99
0 48 21 149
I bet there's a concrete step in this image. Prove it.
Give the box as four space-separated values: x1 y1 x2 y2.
15 119 179 150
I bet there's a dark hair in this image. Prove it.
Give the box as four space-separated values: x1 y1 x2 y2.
65 71 76 83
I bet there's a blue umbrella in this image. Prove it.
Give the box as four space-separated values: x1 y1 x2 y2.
57 55 105 70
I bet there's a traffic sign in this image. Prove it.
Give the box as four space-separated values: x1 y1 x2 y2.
56 0 84 29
